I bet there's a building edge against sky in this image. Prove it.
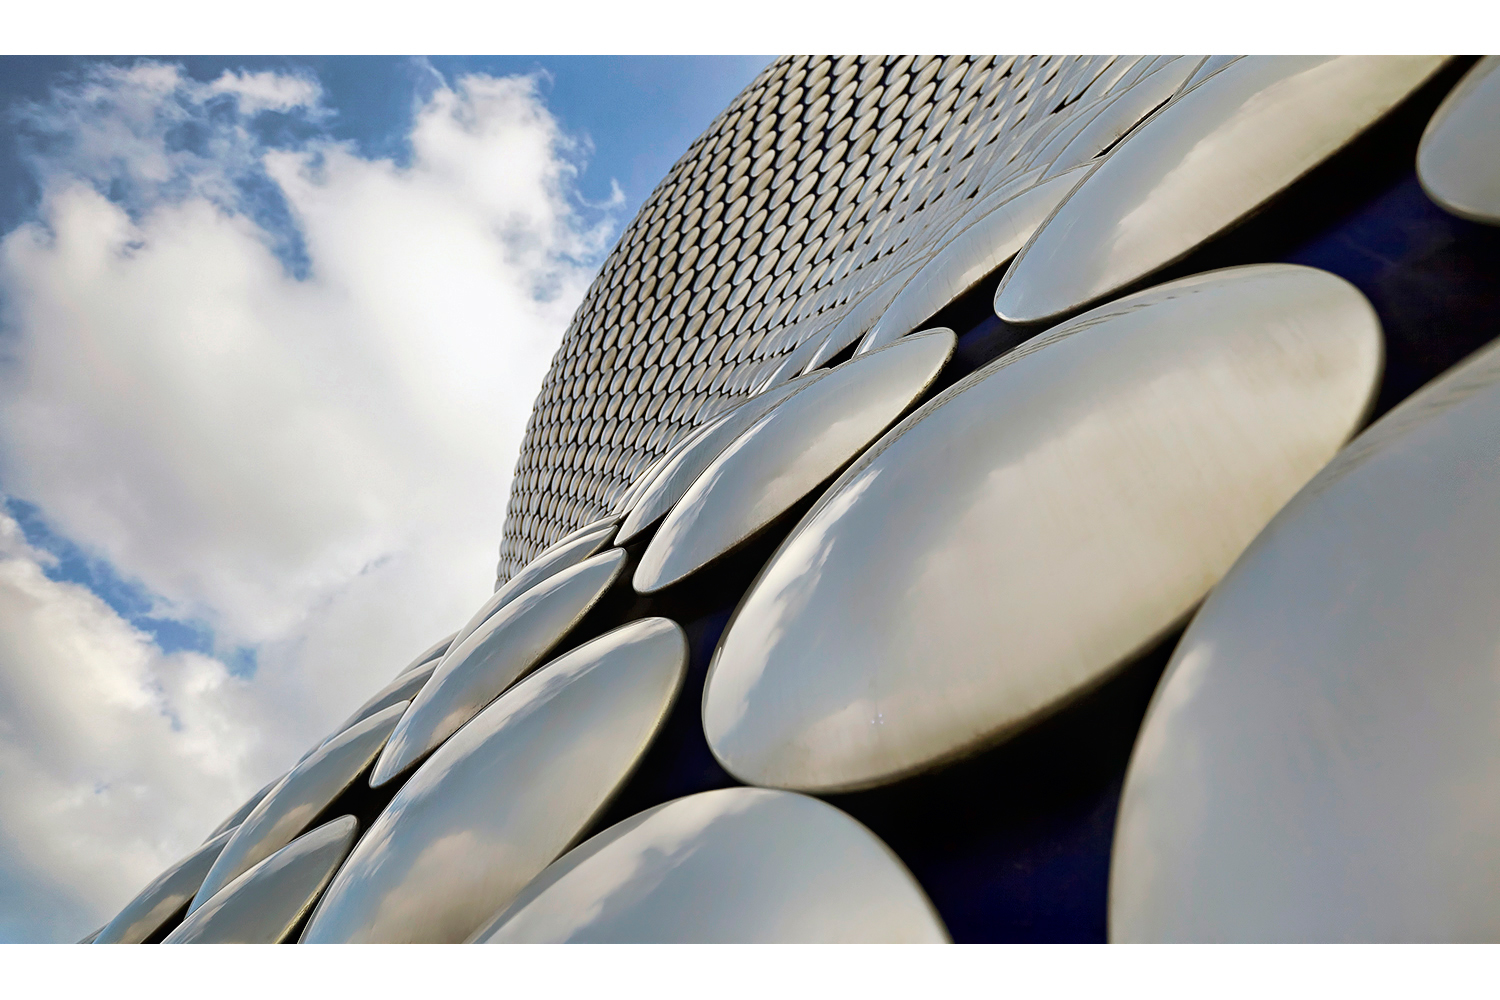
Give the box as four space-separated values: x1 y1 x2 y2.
87 55 1500 943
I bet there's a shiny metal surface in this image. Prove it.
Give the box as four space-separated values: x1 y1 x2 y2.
94 826 238 943
612 422 718 518
610 452 671 517
761 315 839 388
395 631 456 679
203 774 283 842
614 409 740 532
164 817 358 944
497 57 1180 577
472 788 948 943
634 329 955 594
1111 335 1500 943
190 701 405 911
804 262 924 369
1180 54 1243 94
704 265 1383 793
1417 56 1500 226
1036 55 1201 182
371 547 627 786
617 371 826 544
995 56 1448 326
460 517 616 645
860 167 1088 352
301 618 688 943
333 660 436 736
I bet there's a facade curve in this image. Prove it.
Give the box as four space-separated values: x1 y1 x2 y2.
96 54 1500 944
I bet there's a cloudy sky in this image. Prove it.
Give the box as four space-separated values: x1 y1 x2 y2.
0 54 767 943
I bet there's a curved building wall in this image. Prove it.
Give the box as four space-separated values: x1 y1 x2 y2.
497 54 1189 583
94 55 1500 944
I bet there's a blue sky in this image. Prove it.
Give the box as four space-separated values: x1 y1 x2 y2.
0 56 768 232
0 54 766 942
0 55 765 664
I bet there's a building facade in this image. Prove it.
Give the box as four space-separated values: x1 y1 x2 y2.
92 55 1500 943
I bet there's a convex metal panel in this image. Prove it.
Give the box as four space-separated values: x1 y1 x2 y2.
371 547 627 786
190 701 405 911
1418 56 1500 226
858 55 1210 355
610 419 718 517
472 788 948 943
859 168 1087 352
164 817 358 944
634 329 955 593
203 775 282 843
94 826 238 943
392 631 457 680
301 618 688 943
497 56 1210 580
994 56 1447 326
332 660 436 737
1111 335 1500 942
704 264 1382 792
616 370 825 544
476 516 616 624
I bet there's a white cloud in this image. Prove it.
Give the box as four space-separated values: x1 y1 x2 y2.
0 508 259 942
206 69 322 114
0 61 613 939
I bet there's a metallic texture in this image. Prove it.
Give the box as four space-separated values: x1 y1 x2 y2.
1111 335 1500 943
94 826 238 943
994 56 1448 326
611 418 718 517
163 817 358 944
371 547 628 786
613 409 742 541
1033 56 1202 181
857 168 1083 354
479 517 616 630
472 787 948 943
616 371 823 545
497 55 1223 583
1180 54 1243 93
393 631 457 680
96 52 1498 946
751 320 832 392
203 775 282 842
803 259 927 369
634 329 955 594
190 702 405 911
332 660 436 737
301 618 688 943
1418 56 1500 226
858 57 1210 354
704 265 1382 793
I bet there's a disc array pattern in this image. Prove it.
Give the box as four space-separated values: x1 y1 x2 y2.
92 54 1500 945
497 54 1172 582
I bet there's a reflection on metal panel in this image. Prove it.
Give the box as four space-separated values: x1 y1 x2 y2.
473 788 947 943
705 265 1382 793
995 56 1447 325
301 619 687 943
95 826 239 944
191 702 405 911
1418 56 1500 225
497 55 1212 582
165 817 358 943
372 547 627 786
635 329 954 594
1113 336 1500 942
